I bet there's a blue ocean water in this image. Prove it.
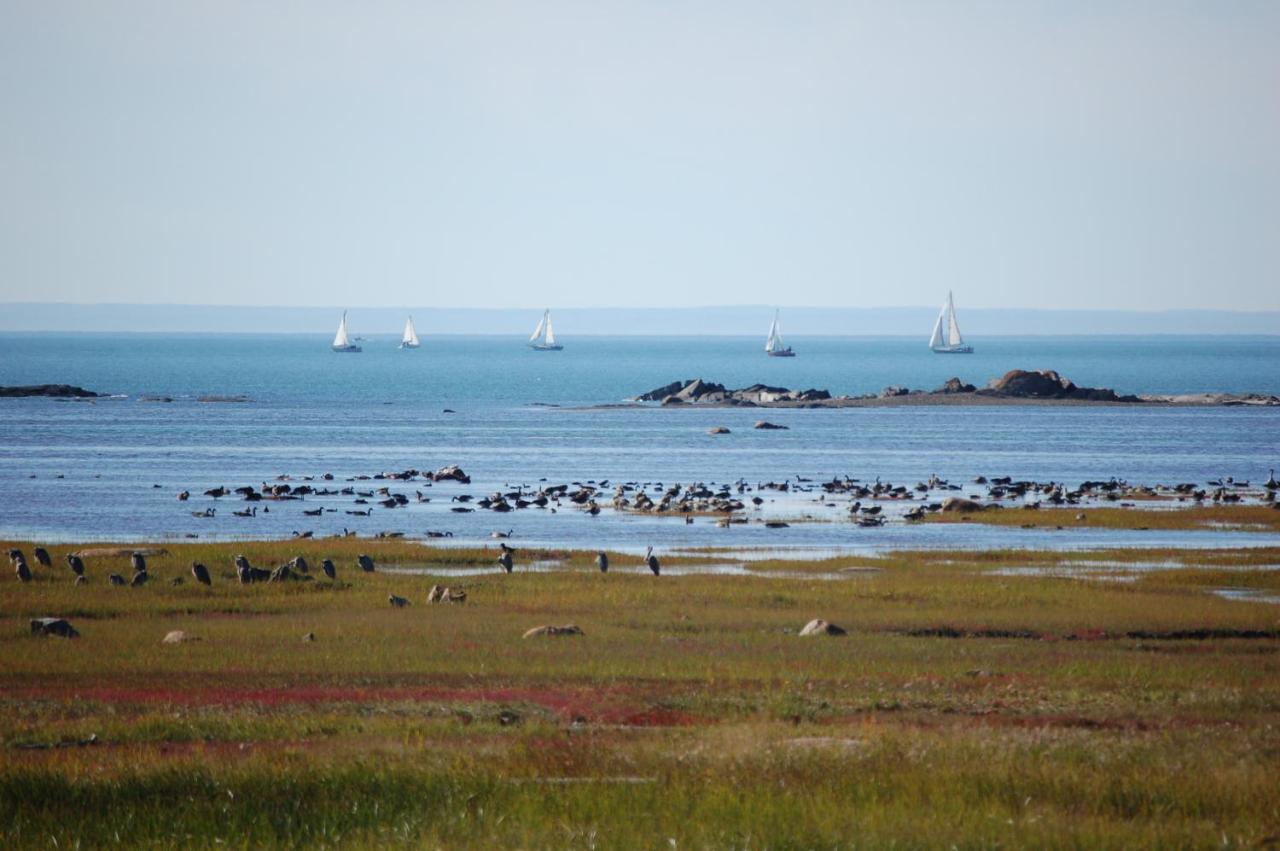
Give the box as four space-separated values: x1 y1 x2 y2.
1 333 1278 550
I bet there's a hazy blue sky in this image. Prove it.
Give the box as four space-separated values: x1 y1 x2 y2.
1 1 1276 311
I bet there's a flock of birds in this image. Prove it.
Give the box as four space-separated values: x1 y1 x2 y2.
163 464 1280 542
8 543 661 587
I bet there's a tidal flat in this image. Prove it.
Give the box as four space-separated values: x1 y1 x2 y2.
2 538 1279 848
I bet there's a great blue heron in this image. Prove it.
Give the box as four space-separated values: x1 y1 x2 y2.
645 547 660 576
33 547 51 568
497 550 513 573
596 551 608 573
357 554 375 572
191 562 211 585
321 559 336 580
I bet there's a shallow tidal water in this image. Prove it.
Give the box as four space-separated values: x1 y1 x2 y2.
1 332 1278 551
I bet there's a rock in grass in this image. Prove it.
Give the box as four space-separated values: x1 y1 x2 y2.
31 618 79 638
522 624 584 639
161 630 199 644
799 619 847 637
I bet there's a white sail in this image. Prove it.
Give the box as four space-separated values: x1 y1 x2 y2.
544 312 556 346
946 292 963 346
765 311 781 352
529 311 547 343
402 316 420 347
333 311 351 348
928 308 945 349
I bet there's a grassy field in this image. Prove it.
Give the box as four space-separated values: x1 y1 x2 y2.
922 503 1280 531
2 538 1279 848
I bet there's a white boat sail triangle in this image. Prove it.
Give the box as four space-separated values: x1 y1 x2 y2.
332 310 362 352
765 309 795 357
528 309 563 350
930 292 972 354
400 316 420 349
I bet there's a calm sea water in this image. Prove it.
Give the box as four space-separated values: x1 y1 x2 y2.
1 333 1278 551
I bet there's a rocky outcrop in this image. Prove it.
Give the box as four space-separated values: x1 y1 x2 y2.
799 619 847 637
1 384 100 398
635 379 831 406
982 370 1140 402
432 465 471 484
937 377 976 394
754 421 789 430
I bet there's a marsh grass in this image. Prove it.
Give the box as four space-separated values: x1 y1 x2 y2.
923 503 1280 531
2 538 1278 847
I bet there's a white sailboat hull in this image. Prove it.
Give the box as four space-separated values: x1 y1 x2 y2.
528 343 563 351
332 344 362 352
767 348 796 357
930 345 973 354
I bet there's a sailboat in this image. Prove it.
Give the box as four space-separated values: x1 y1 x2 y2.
399 316 420 349
929 291 973 354
765 309 795 357
528 308 563 351
332 310 362 353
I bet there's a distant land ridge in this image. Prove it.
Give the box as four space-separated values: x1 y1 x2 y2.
1 303 1278 336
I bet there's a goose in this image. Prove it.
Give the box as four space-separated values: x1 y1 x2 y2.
389 594 410 608
321 559 336 580
497 551 513 573
130 570 148 587
1266 469 1278 490
33 547 52 568
645 547 660 576
190 562 211 585
596 551 608 573
13 555 31 582
357 554 375 572
65 554 85 576
131 552 147 573
491 530 513 539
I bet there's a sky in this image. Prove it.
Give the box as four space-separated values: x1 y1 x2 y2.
1 1 1277 312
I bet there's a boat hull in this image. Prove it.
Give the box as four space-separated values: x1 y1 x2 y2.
529 344 564 351
767 349 796 357
931 346 973 354
399 343 420 349
332 345 362 353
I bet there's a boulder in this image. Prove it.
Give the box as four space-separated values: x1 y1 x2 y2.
937 377 976 394
941 497 985 514
31 618 79 638
632 379 691 402
673 379 726 403
432 465 471 484
522 624 584 639
799 619 847 637
161 630 199 644
754 421 789 430
707 426 731 435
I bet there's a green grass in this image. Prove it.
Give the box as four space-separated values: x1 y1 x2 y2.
2 539 1279 848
